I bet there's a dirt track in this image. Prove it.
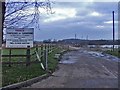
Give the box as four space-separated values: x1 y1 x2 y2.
24 48 118 88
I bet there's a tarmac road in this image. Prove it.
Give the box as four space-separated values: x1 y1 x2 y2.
24 49 118 88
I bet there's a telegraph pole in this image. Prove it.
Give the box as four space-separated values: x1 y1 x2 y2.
112 11 115 51
75 34 76 39
118 2 120 59
86 35 88 40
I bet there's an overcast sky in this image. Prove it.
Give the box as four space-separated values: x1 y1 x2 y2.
34 1 118 41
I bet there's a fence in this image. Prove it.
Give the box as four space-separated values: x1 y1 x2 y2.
2 44 56 67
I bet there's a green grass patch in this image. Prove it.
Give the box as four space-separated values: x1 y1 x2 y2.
105 49 120 58
2 64 46 86
2 47 64 87
2 47 36 55
47 48 61 71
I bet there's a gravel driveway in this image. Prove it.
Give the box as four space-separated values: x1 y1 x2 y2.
23 49 118 88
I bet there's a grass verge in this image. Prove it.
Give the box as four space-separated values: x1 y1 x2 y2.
104 49 120 58
2 47 64 87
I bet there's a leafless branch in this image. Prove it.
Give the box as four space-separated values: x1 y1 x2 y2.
4 0 54 29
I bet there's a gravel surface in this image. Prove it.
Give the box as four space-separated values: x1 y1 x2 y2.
23 49 118 88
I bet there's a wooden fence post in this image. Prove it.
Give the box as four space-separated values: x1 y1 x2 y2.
26 46 30 66
45 44 47 50
52 44 55 51
8 49 11 67
49 44 51 53
36 44 38 52
41 44 43 61
68 45 69 50
50 44 51 52
44 49 48 71
35 45 38 61
52 44 54 51
48 44 49 53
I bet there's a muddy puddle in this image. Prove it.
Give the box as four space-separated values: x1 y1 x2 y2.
83 50 120 62
59 52 78 64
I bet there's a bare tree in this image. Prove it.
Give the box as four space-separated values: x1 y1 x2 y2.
5 0 53 27
1 2 5 43
2 0 54 42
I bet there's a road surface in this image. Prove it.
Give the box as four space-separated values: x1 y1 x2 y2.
24 48 118 88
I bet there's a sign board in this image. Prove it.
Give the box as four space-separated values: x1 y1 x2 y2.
6 28 34 48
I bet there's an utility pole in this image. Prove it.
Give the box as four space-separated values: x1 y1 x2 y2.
112 11 115 51
118 2 120 59
75 34 76 39
81 35 83 40
86 35 88 40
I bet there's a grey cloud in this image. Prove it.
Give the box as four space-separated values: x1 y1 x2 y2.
35 2 118 40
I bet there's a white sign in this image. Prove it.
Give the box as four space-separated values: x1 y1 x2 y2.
6 28 34 48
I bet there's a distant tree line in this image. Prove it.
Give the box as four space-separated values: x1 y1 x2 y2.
57 39 119 45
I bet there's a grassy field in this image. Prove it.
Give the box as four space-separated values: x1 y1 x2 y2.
2 47 39 62
2 63 46 86
105 49 120 58
2 47 64 87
